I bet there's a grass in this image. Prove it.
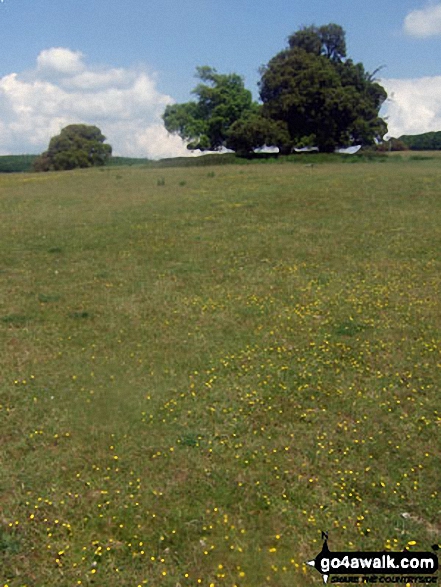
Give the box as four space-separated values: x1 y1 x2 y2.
0 159 440 586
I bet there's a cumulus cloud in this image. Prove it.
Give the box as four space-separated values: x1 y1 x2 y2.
381 76 441 137
404 2 441 37
37 47 85 76
0 47 191 158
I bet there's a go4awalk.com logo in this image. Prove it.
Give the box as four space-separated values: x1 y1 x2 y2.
307 532 439 584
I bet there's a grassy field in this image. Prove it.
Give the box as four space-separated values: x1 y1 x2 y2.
0 159 440 586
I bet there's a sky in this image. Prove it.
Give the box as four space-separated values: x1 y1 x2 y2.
1 0 441 158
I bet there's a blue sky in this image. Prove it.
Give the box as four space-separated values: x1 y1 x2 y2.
1 0 441 157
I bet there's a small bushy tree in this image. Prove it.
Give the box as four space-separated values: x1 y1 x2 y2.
33 124 112 171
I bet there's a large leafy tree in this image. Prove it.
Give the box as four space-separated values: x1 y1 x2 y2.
33 124 112 171
163 66 256 151
259 24 387 152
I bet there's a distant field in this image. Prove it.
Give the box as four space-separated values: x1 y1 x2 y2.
0 160 440 586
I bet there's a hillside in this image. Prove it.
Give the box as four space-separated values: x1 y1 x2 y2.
0 154 37 173
0 160 440 586
398 130 441 150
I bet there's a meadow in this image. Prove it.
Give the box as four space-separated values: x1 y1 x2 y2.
0 158 440 586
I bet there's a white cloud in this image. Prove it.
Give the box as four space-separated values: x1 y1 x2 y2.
37 47 85 76
63 69 132 91
123 123 192 159
381 76 441 137
0 47 191 158
404 3 441 37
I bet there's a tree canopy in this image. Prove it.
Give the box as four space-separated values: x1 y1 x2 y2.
288 23 347 61
162 66 256 152
33 124 112 171
225 112 291 157
259 24 387 152
162 24 387 156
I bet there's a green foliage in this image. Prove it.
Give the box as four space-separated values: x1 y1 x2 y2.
33 124 112 171
0 530 21 554
288 23 347 61
106 156 151 166
225 110 291 156
259 23 388 152
163 66 256 152
398 130 441 150
163 24 387 156
0 155 37 173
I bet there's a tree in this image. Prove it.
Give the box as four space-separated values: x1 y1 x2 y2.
259 24 387 152
33 124 112 171
225 109 291 156
163 66 256 152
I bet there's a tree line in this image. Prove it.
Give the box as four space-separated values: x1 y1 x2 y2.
32 23 389 171
163 23 388 156
397 131 441 151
